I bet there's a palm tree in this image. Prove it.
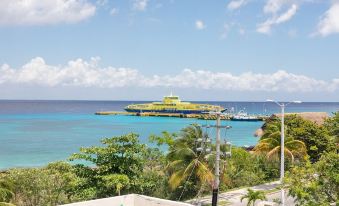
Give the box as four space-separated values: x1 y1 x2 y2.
254 123 307 162
0 179 14 206
166 124 214 190
241 189 266 206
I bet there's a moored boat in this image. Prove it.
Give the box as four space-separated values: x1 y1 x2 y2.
230 110 262 121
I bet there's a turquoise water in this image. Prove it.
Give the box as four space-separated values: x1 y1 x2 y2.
0 114 262 169
0 100 338 169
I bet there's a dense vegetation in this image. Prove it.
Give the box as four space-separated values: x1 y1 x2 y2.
0 113 337 206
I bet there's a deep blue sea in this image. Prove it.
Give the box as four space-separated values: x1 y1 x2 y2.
0 100 338 169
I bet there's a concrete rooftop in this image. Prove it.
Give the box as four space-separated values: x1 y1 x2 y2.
60 194 193 206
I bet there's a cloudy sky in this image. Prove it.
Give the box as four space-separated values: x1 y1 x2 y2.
0 0 338 101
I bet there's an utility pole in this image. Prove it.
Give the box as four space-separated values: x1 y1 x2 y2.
212 113 221 206
280 104 285 206
206 111 231 206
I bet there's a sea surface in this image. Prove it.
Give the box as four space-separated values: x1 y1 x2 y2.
0 100 338 169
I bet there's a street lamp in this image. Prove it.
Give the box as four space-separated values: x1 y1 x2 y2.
266 99 302 206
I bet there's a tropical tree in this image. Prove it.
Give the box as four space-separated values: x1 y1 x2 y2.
221 148 267 190
261 115 336 162
69 133 147 197
0 178 14 206
324 112 339 145
254 130 307 162
166 124 214 195
102 174 130 196
1 162 80 206
286 152 339 205
240 188 266 206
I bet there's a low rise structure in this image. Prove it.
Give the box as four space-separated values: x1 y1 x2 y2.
60 194 193 206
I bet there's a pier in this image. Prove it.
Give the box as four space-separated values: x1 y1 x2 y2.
95 111 136 115
95 111 268 121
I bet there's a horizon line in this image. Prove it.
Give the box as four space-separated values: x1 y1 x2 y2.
0 99 338 103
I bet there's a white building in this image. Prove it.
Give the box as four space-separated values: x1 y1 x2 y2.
60 194 194 206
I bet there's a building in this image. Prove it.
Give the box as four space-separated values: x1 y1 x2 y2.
60 194 194 206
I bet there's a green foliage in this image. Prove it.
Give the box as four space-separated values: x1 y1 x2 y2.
136 148 168 197
221 148 269 190
156 125 280 199
143 148 166 171
0 189 13 203
1 162 80 206
240 188 266 206
254 129 307 162
102 174 129 195
70 133 146 179
324 112 339 144
0 178 14 203
165 124 213 199
285 152 339 205
262 115 336 162
149 131 176 147
255 155 280 182
69 133 165 198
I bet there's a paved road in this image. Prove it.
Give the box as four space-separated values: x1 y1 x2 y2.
188 181 296 206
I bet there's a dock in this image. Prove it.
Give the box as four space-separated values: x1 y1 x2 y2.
95 111 268 121
95 111 136 115
95 111 202 118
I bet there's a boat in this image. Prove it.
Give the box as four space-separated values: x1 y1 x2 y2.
230 110 262 121
124 93 224 114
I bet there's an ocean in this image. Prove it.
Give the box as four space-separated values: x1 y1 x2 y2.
0 100 338 169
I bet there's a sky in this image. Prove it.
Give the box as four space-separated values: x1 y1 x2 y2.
0 0 338 101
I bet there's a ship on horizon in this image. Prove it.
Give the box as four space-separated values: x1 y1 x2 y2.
124 93 224 114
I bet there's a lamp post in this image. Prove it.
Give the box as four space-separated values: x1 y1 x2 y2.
266 99 302 206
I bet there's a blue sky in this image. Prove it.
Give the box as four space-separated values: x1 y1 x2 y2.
0 0 338 101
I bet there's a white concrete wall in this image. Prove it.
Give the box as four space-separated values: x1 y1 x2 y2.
60 194 193 206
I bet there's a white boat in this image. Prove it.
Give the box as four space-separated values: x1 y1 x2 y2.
231 110 261 121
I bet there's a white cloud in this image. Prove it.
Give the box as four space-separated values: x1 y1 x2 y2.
133 0 149 11
0 0 96 26
1 57 338 93
195 20 206 30
239 28 246 35
257 4 298 34
0 57 139 88
110 8 119 16
264 0 286 14
275 4 298 23
96 0 108 6
227 0 248 10
313 2 339 37
221 23 231 39
220 22 245 38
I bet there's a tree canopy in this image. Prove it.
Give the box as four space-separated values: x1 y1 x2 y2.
261 115 336 162
286 152 339 205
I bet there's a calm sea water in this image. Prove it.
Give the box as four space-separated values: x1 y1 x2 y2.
0 100 338 169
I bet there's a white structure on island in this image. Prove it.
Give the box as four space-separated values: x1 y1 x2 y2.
60 194 194 206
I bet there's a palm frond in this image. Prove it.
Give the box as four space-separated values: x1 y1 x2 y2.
166 160 184 171
195 161 214 186
168 170 187 190
266 146 280 159
284 148 294 162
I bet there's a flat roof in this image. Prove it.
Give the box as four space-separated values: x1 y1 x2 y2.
60 194 193 206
